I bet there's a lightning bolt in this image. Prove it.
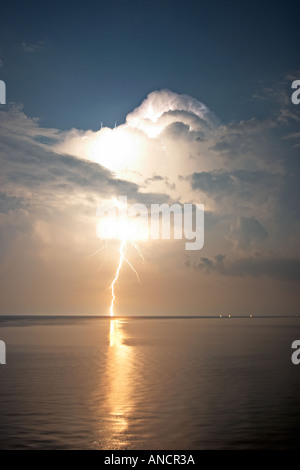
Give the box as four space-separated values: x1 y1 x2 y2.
132 241 146 266
109 239 144 317
93 196 146 317
110 239 126 317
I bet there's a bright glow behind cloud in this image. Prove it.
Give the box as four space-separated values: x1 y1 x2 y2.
55 89 219 201
55 124 145 177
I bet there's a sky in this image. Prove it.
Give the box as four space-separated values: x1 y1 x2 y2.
0 0 299 316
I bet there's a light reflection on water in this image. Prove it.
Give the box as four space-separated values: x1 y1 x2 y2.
105 319 133 445
0 317 300 449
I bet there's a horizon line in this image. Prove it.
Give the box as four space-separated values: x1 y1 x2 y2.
0 314 299 320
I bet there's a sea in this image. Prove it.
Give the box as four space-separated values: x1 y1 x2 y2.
0 316 299 450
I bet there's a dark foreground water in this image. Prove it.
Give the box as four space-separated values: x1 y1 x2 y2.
0 316 300 450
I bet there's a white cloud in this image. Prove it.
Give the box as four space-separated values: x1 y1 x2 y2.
126 89 218 137
54 90 222 202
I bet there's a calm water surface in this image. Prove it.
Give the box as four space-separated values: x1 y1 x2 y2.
0 317 299 449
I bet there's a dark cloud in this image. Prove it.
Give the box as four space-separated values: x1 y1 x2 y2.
191 170 233 194
145 175 164 183
163 121 191 137
231 216 268 250
160 110 213 139
190 169 282 203
0 133 134 196
188 254 300 282
0 112 169 212
0 193 23 214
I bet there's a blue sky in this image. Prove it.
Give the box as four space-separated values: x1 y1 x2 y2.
1 0 299 129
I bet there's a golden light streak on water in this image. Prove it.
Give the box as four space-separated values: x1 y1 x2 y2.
105 319 133 446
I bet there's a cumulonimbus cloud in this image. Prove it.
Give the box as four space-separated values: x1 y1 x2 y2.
0 85 299 315
125 89 218 137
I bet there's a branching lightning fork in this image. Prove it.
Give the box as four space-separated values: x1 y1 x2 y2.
109 239 142 317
